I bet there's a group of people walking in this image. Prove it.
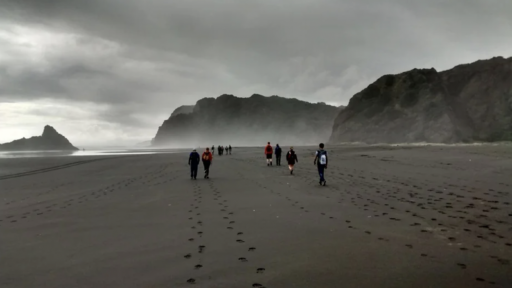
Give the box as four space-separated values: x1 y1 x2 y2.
188 142 328 186
187 145 233 179
188 147 214 179
265 142 328 185
213 145 231 156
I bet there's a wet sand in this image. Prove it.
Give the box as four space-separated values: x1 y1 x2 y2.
1 145 511 288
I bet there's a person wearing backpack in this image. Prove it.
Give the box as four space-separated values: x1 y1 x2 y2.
313 143 328 186
286 147 298 174
188 148 201 180
202 147 213 179
265 142 274 166
275 144 282 166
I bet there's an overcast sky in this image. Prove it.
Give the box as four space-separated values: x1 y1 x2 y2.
1 0 511 146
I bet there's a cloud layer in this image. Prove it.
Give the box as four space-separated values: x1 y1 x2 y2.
1 0 511 145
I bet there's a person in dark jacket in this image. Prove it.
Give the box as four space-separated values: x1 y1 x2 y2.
275 144 282 166
286 147 298 174
313 143 328 186
188 149 200 179
228 145 232 155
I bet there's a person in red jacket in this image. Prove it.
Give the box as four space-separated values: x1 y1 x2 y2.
265 142 273 166
202 147 213 179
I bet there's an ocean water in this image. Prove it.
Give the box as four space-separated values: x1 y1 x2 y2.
0 149 179 158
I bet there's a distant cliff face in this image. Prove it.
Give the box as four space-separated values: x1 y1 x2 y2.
329 56 512 144
0 125 79 151
153 94 340 147
170 105 194 117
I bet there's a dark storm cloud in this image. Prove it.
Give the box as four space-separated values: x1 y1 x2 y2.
1 0 511 144
0 65 107 99
3 0 512 101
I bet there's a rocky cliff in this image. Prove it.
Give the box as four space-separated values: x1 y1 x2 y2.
170 105 194 117
329 56 512 144
0 125 79 151
153 94 340 147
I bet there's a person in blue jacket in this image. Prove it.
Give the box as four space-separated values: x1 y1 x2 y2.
275 144 282 166
188 148 200 179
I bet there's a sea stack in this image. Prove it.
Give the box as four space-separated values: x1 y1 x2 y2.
0 125 79 151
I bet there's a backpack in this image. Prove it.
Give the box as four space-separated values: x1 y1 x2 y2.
202 152 211 161
318 150 327 165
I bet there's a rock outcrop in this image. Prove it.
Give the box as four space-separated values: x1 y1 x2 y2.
170 105 194 117
329 56 512 144
153 94 340 147
0 125 79 151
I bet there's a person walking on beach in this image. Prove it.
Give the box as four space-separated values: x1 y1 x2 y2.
188 148 200 180
229 145 232 155
275 144 282 166
217 145 222 156
202 147 213 179
286 146 298 174
212 145 215 154
313 143 328 186
265 142 273 166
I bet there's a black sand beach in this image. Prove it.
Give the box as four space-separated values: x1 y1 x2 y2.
1 145 511 288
